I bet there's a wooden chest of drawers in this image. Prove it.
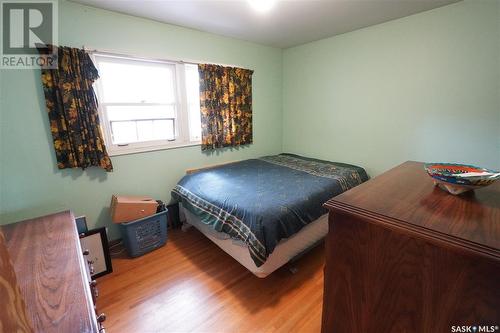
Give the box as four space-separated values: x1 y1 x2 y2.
322 161 500 332
1 211 106 333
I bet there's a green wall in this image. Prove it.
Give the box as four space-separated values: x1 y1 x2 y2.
283 0 500 177
0 0 283 238
1 0 499 238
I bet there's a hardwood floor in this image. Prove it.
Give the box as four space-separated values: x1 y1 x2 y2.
97 228 324 333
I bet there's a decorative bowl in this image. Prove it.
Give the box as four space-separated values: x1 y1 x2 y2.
424 163 500 195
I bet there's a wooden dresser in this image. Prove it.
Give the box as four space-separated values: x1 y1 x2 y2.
1 211 106 333
322 161 500 333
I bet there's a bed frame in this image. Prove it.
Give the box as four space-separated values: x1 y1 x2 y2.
185 160 238 174
182 160 328 277
182 208 328 278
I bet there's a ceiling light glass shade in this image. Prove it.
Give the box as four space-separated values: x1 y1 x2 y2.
247 0 276 13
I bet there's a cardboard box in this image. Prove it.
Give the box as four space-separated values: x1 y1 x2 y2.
110 195 158 223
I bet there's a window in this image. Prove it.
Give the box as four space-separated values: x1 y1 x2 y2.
93 54 201 155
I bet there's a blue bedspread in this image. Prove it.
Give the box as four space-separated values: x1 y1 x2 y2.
172 154 368 267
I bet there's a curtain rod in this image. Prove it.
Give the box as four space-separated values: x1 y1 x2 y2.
82 46 252 71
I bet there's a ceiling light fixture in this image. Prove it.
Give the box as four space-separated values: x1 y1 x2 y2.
247 0 276 13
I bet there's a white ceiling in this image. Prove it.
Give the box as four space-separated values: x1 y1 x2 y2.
71 0 460 48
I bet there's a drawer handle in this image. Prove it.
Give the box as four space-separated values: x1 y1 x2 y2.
97 313 106 323
83 249 90 256
90 280 99 298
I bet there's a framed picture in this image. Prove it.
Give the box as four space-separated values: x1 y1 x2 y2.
80 227 113 279
75 215 88 235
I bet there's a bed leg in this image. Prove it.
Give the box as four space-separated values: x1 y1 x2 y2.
181 222 192 232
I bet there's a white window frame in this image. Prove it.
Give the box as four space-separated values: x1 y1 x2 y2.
92 53 201 156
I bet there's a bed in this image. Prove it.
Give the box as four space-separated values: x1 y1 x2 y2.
172 153 368 277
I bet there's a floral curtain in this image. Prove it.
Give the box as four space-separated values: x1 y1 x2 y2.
38 45 113 171
198 64 253 150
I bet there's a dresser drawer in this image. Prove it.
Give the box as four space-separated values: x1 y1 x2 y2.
80 244 107 332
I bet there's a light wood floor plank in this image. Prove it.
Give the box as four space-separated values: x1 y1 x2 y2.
97 228 324 333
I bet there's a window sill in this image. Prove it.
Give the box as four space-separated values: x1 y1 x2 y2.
108 141 201 157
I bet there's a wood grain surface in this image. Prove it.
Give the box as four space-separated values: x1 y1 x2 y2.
0 229 33 333
185 160 239 174
322 161 500 333
325 161 500 254
97 227 324 332
3 211 99 333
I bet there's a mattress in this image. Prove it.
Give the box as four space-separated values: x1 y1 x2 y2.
172 153 368 268
183 208 328 278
